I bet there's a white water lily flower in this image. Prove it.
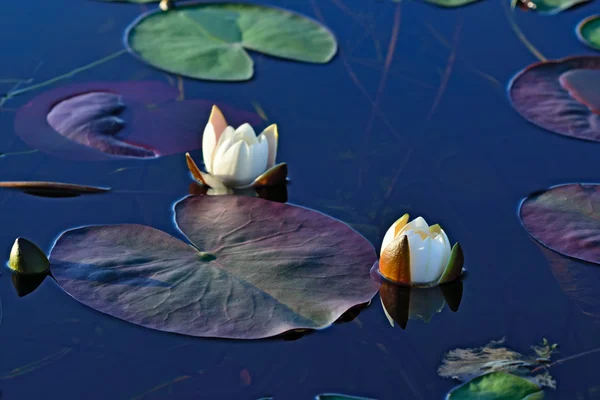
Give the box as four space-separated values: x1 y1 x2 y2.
379 214 463 287
186 105 287 190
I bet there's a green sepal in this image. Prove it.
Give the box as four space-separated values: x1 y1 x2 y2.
437 243 464 285
8 238 50 275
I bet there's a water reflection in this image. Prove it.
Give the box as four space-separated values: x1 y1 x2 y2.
538 245 600 324
379 280 463 329
188 181 288 203
11 271 48 297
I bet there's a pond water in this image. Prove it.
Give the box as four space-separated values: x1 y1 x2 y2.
1 0 600 398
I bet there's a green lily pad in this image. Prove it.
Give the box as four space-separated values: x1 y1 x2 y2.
125 2 337 81
422 0 482 8
446 372 544 400
512 0 590 14
577 16 600 50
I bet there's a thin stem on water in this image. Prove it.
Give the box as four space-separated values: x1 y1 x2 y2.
501 0 546 62
1 49 127 105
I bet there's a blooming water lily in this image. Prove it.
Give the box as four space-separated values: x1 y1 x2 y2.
186 105 287 190
379 214 464 287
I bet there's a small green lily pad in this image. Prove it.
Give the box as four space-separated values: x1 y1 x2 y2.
577 15 600 50
513 0 590 14
447 372 544 399
125 2 337 81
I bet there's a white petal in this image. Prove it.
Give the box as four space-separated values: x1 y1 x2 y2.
234 123 258 145
202 123 217 173
213 141 255 187
407 233 430 284
427 235 450 283
202 106 228 173
258 124 278 168
398 216 430 237
438 229 452 266
244 138 268 187
212 126 236 168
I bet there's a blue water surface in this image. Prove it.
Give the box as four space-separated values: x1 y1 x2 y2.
1 0 600 398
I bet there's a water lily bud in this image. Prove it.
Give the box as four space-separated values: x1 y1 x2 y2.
187 105 286 190
8 238 49 275
379 214 463 287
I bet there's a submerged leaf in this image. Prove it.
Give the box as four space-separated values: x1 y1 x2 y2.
125 2 337 81
15 81 260 160
50 195 379 339
0 181 110 198
509 56 600 142
520 183 600 264
438 338 556 389
577 15 600 51
446 372 544 400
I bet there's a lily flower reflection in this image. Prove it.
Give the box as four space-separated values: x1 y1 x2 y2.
380 280 463 329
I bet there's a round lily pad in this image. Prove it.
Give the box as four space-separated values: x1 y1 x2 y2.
446 372 544 400
519 183 600 264
14 81 259 160
125 2 337 81
49 195 379 339
577 15 600 51
509 56 600 142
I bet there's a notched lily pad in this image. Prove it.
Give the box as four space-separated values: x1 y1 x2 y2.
125 2 338 81
509 56 600 142
446 372 544 400
50 195 379 339
577 15 600 51
15 81 260 160
520 183 600 264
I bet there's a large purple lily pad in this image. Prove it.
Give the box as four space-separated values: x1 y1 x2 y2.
49 195 379 339
15 81 260 160
520 183 600 264
509 56 600 142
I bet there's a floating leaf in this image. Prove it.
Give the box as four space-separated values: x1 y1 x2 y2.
514 0 590 14
15 81 260 160
438 338 557 389
422 0 482 8
509 56 600 142
519 183 600 264
125 3 337 81
50 195 379 339
577 15 600 50
0 181 110 198
446 372 544 400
